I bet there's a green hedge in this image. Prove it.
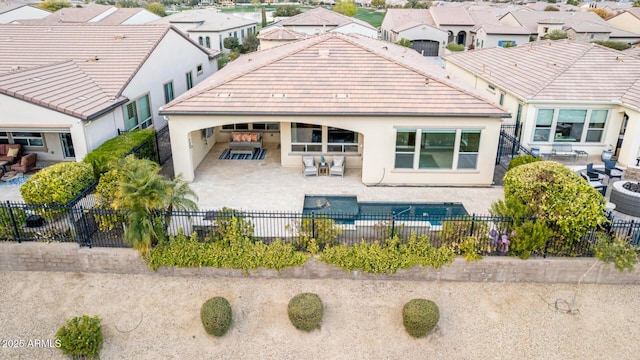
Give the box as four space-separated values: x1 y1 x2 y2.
319 235 454 274
20 162 95 212
83 128 156 177
55 315 103 359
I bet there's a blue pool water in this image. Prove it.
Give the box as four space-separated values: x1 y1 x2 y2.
302 195 468 226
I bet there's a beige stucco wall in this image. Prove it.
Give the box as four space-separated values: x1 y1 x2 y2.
167 114 501 186
258 39 293 50
617 108 640 168
474 30 530 49
607 12 640 34
567 30 609 43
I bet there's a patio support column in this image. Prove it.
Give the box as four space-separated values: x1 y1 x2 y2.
168 122 195 182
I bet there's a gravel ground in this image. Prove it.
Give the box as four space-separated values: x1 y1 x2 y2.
1 271 639 359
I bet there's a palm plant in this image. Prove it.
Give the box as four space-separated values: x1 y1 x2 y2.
113 156 198 254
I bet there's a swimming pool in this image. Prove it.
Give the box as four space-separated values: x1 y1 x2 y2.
302 195 468 226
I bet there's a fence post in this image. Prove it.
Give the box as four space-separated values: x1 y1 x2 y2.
6 201 21 243
79 207 92 248
391 212 396 239
311 211 316 239
153 133 161 164
469 213 476 236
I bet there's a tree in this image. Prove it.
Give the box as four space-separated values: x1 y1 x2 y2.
546 0 556 3
588 8 610 20
542 29 568 40
396 38 412 48
566 0 579 6
274 5 301 17
112 156 198 255
333 0 357 17
497 161 607 254
37 0 71 11
404 0 428 9
223 37 240 52
371 0 386 8
592 40 631 51
262 6 267 27
544 5 559 11
240 33 260 54
145 2 166 17
634 0 640 7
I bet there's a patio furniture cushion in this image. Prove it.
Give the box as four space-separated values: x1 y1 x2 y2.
330 156 345 177
7 148 19 157
11 153 37 173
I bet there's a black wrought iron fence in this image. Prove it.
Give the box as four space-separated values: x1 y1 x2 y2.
2 204 638 258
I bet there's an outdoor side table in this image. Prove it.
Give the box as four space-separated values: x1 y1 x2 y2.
318 163 329 176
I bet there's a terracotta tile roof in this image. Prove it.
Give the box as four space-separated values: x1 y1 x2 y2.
382 9 436 32
257 26 306 41
501 10 607 33
0 3 32 14
42 4 113 23
430 6 475 26
161 33 508 118
151 8 256 31
97 8 151 25
444 40 640 110
0 24 207 120
475 24 531 35
565 20 612 34
276 7 376 31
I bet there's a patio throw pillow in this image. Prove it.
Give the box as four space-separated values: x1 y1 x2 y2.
303 158 314 167
333 157 344 167
232 134 242 142
7 147 19 157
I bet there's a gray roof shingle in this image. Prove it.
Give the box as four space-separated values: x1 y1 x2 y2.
161 33 508 118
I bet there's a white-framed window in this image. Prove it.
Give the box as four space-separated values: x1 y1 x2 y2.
291 123 322 152
327 127 358 153
198 36 203 46
197 64 203 76
241 29 245 38
532 108 609 143
251 123 280 131
394 129 482 170
186 71 193 90
163 81 174 104
5 132 44 147
222 123 249 130
499 92 505 106
124 94 152 131
205 36 211 48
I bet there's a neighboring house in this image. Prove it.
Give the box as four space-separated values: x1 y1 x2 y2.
12 4 160 25
0 24 217 163
257 26 306 50
264 7 378 39
381 7 529 54
444 40 640 168
0 3 49 24
499 10 640 43
160 33 510 186
607 8 640 34
151 8 257 53
380 9 447 56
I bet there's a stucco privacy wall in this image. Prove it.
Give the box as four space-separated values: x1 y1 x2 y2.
169 115 501 186
2 242 638 285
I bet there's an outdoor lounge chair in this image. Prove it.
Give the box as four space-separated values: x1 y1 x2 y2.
603 160 623 183
329 156 345 177
11 153 36 173
302 156 318 176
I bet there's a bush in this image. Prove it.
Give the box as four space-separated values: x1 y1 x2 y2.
446 42 465 52
147 230 309 272
288 293 323 331
319 235 454 274
21 162 95 210
201 297 233 337
402 299 439 338
83 128 156 177
507 154 541 171
0 207 28 240
501 161 606 254
55 315 103 359
592 41 631 51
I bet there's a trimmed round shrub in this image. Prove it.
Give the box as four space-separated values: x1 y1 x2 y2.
403 299 439 338
55 315 103 359
21 162 95 206
507 154 541 171
288 293 323 331
200 297 232 337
